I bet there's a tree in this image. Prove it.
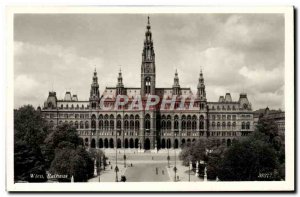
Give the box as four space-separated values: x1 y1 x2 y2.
206 144 227 180
43 123 81 168
46 124 94 182
49 146 94 182
218 132 279 181
14 141 47 182
14 105 49 182
14 105 48 145
257 115 279 143
179 139 218 166
256 115 285 180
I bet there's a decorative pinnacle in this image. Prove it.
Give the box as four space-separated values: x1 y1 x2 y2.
147 16 151 29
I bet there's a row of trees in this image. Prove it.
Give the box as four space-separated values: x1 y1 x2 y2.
14 105 101 182
179 114 285 181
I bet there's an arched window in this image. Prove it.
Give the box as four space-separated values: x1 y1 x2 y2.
99 120 103 129
135 120 139 131
174 120 179 130
242 122 245 129
145 114 150 130
85 121 89 129
124 120 129 130
167 115 171 130
110 120 114 130
117 121 121 130
130 114 134 120
232 122 236 128
182 115 186 130
91 115 96 129
117 115 122 130
187 115 191 130
222 122 226 128
217 122 220 128
174 115 179 130
130 120 134 130
227 122 231 128
246 122 250 129
199 115 204 130
161 120 166 130
104 120 109 130
80 121 84 129
75 121 79 129
212 122 216 128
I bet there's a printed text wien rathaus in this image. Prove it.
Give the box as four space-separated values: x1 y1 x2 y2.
41 17 254 151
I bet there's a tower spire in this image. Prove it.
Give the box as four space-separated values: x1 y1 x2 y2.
197 69 206 100
141 16 156 96
173 69 181 95
116 67 124 96
89 68 100 109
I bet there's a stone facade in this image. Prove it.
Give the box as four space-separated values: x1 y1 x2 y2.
40 17 254 151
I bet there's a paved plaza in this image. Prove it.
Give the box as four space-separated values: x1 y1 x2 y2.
88 149 204 182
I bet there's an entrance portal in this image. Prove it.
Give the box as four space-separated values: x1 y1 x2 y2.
144 138 150 150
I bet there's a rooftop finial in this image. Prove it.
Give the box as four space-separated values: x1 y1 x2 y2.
147 16 151 30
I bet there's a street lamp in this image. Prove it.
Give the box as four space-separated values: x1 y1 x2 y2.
98 150 101 182
122 109 126 167
123 154 127 167
115 123 118 182
188 155 192 182
174 148 177 182
167 147 170 168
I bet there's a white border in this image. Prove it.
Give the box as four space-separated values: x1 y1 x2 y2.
6 6 294 192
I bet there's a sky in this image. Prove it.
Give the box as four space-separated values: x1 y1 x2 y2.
14 13 285 110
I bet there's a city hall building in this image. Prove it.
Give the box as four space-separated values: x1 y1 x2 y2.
41 17 254 151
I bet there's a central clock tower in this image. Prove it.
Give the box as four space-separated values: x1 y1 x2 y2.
141 16 156 97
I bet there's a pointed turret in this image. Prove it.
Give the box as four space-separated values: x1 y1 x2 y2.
197 70 206 100
89 68 100 109
172 69 181 95
116 68 125 96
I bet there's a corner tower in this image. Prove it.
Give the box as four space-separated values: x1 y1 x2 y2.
141 16 156 97
116 68 125 96
197 70 207 110
89 68 100 109
172 69 181 95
